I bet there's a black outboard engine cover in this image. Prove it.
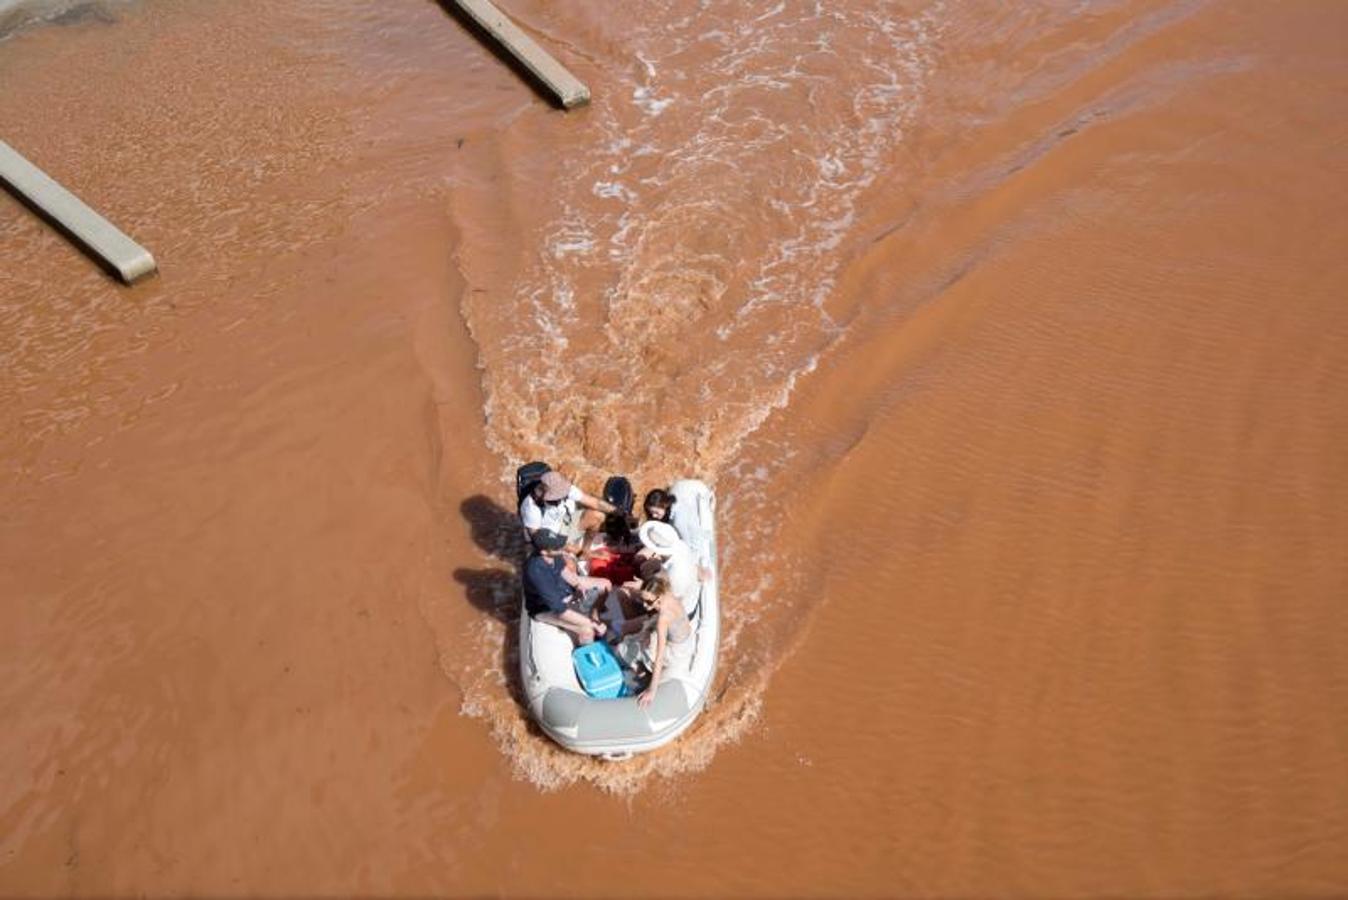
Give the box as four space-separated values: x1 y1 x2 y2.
601 475 638 546
516 461 551 503
603 476 634 514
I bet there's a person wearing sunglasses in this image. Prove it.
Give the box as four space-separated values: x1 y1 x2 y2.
633 571 693 709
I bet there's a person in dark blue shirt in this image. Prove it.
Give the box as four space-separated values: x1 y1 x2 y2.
523 529 612 644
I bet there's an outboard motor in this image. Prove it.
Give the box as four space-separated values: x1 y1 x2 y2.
602 475 634 515
601 475 638 546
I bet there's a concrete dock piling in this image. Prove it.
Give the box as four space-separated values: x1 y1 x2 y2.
451 0 590 109
0 139 157 284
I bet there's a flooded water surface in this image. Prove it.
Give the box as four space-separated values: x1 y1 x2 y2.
2 0 1346 895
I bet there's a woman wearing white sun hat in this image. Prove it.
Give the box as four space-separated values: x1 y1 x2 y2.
637 520 707 614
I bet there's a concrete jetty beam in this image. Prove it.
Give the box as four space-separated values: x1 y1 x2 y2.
0 139 157 284
451 0 590 109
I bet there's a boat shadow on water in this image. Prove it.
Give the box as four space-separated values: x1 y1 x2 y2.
451 494 543 733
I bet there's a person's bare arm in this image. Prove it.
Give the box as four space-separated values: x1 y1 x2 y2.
575 491 618 516
638 612 669 709
559 566 611 594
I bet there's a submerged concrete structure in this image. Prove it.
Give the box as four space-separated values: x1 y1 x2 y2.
0 139 157 284
451 0 590 109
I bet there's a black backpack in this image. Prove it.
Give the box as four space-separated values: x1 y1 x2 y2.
516 461 551 504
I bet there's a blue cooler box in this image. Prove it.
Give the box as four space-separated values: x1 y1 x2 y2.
572 642 625 699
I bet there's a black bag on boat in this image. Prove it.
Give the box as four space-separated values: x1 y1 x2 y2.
516 461 551 504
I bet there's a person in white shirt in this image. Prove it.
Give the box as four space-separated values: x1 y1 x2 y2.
519 470 619 551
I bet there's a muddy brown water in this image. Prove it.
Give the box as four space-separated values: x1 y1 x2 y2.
2 0 1346 895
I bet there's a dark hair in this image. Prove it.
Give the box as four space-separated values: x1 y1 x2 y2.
640 571 672 600
643 488 675 521
603 511 638 546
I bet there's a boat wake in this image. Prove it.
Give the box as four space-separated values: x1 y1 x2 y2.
442 0 942 791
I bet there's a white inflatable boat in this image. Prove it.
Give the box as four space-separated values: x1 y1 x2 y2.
519 479 719 759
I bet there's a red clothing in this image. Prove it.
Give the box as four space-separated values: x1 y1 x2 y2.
587 547 639 585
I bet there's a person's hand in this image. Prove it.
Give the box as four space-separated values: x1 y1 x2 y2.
637 688 654 709
594 620 607 637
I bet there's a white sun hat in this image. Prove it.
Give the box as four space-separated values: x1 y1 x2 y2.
638 520 683 556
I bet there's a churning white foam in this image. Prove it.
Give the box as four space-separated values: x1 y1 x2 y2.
470 1 940 486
